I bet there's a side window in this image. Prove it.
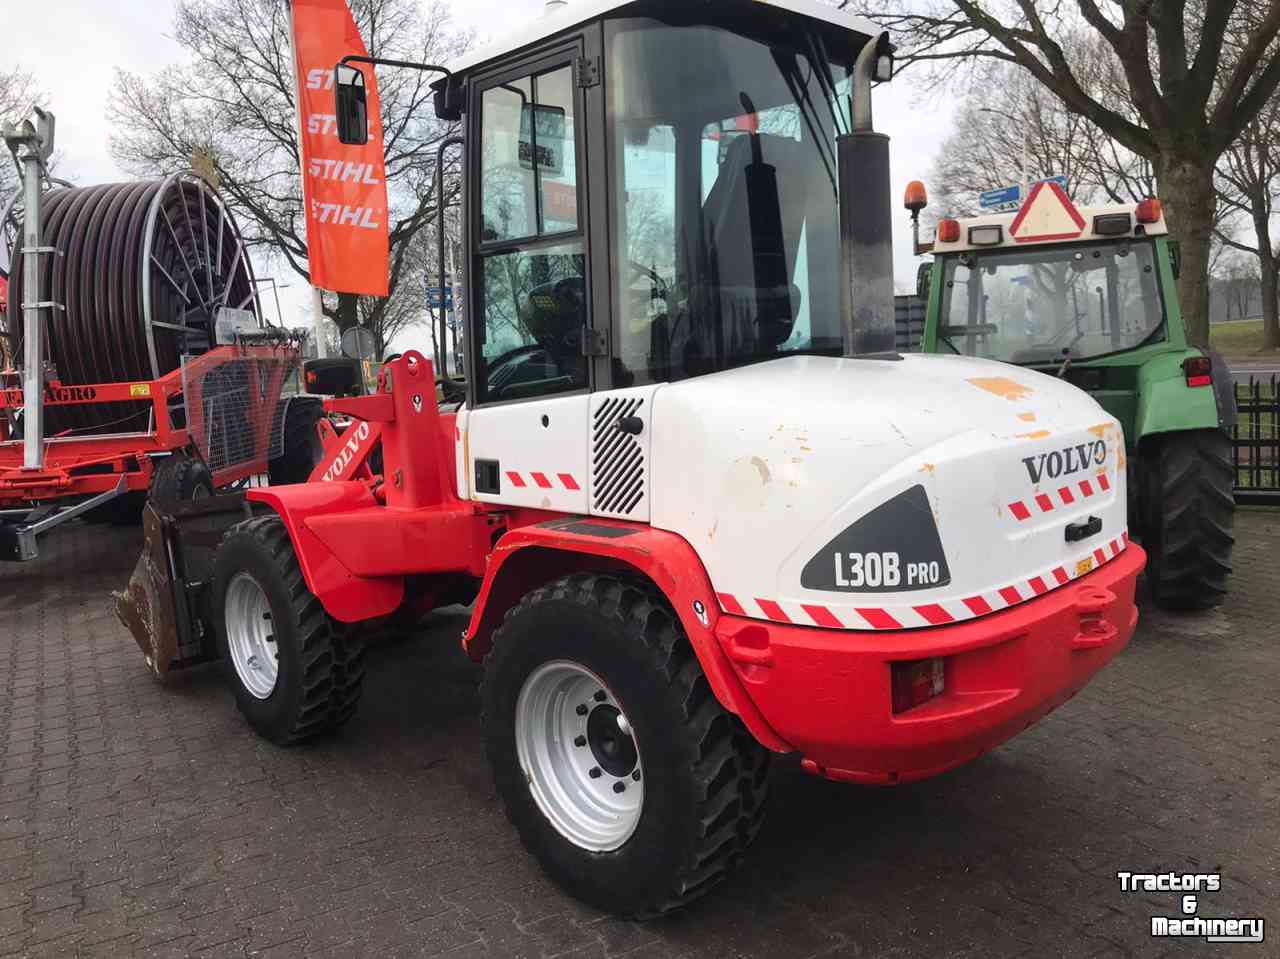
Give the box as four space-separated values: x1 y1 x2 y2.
476 61 588 404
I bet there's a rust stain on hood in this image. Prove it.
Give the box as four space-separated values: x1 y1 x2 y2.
968 377 1035 401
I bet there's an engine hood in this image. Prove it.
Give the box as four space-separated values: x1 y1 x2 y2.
649 354 1132 630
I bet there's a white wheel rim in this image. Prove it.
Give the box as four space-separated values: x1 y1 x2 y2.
224 572 279 699
515 661 644 852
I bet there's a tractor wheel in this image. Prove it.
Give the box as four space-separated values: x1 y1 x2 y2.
1141 429 1235 610
212 516 365 745
268 397 324 486
481 574 771 918
150 454 215 506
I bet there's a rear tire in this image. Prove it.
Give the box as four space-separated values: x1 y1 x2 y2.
150 453 215 505
212 516 365 744
269 397 324 486
481 574 770 918
1141 429 1235 610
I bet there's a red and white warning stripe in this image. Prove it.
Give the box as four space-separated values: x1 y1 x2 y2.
1009 470 1112 522
505 470 581 492
717 531 1130 632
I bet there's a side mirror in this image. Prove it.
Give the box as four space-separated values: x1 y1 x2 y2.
519 102 567 175
1168 240 1181 279
916 262 932 300
303 357 361 397
335 64 369 146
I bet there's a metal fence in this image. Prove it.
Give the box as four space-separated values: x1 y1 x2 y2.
1234 375 1280 505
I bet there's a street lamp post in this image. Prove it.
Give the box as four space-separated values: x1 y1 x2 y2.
978 107 1029 205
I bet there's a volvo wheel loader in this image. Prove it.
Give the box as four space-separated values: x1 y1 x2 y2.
118 0 1146 918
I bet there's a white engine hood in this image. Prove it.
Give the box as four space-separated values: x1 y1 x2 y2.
648 354 1132 630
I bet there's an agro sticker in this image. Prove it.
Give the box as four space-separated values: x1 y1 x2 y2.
130 384 152 398
1076 558 1095 577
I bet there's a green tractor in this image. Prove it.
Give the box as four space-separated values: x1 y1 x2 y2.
904 180 1235 610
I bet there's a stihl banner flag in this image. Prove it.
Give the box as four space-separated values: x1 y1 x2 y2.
290 0 389 296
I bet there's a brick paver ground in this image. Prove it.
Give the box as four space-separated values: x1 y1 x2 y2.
1 512 1277 958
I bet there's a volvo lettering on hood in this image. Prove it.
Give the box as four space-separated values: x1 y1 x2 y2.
1023 440 1108 483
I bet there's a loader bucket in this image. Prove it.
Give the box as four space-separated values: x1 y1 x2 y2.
114 494 251 677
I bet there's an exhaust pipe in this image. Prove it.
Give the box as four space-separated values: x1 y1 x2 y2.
839 33 897 357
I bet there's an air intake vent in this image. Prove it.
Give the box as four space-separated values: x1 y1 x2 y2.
592 396 645 516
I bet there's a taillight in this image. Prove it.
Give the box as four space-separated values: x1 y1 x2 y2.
306 370 318 387
1136 198 1163 223
1184 355 1213 388
937 218 961 243
891 658 946 714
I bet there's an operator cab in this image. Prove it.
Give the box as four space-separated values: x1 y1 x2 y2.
400 0 892 406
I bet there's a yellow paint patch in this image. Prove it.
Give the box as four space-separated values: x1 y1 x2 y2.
919 463 936 475
1087 423 1109 438
968 377 1035 401
1017 412 1037 422
1016 430 1052 440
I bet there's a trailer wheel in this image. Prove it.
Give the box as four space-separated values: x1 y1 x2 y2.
269 397 324 486
150 454 215 505
212 516 365 744
1142 429 1235 610
482 574 770 918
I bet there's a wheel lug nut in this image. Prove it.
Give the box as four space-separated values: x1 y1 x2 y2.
576 704 588 716
632 770 641 781
613 782 626 794
574 735 586 747
593 690 607 702
589 767 602 779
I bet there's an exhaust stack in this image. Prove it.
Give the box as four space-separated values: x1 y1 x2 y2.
838 33 897 357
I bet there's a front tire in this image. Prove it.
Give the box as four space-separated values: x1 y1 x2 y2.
1141 429 1235 610
482 574 770 918
212 516 365 744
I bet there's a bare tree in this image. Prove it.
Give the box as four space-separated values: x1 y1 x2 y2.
0 66 43 203
850 0 1280 347
107 0 471 354
1216 101 1280 349
924 53 1153 222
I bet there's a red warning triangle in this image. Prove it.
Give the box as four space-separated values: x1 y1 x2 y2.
1009 181 1086 243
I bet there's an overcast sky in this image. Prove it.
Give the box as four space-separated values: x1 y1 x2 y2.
7 0 954 352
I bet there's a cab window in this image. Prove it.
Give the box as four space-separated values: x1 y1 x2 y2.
476 62 588 403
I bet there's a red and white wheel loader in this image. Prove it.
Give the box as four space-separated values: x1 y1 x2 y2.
118 0 1145 917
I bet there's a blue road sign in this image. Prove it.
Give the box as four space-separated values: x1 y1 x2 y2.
980 175 1070 210
426 287 454 310
980 185 1020 209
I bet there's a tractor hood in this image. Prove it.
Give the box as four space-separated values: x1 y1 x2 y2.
649 354 1132 630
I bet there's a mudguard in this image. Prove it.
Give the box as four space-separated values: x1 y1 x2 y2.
247 482 405 623
1134 351 1223 442
463 518 793 754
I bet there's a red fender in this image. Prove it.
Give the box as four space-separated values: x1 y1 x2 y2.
247 482 404 623
463 519 793 754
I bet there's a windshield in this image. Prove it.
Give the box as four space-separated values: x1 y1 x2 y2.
605 12 860 387
939 241 1166 365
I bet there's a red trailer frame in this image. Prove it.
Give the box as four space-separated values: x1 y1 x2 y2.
0 343 297 559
